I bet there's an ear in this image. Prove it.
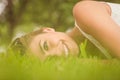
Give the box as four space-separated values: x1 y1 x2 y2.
42 28 55 32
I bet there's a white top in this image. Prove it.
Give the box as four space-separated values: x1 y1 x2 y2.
107 2 120 25
75 2 120 59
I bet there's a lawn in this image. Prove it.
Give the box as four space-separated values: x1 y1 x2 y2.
0 53 120 80
0 40 120 80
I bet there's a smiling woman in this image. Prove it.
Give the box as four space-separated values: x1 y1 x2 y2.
29 28 79 58
9 27 79 60
9 0 120 59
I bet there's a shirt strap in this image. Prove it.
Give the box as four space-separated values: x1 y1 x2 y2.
75 21 112 59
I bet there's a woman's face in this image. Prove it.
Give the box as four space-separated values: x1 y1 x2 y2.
29 28 79 59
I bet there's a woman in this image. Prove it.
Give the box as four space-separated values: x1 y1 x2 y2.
10 0 120 59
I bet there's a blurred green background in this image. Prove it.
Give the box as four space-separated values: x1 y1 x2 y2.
0 0 120 48
0 1 120 80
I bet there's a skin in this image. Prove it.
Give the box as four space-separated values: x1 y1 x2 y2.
29 28 79 59
73 1 120 58
29 0 120 59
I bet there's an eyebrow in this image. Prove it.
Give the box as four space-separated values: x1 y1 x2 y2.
39 41 45 54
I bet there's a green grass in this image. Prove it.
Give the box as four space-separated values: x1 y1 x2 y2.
0 40 120 80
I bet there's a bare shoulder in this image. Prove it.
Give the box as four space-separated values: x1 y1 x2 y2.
73 0 109 8
73 0 111 15
72 0 112 34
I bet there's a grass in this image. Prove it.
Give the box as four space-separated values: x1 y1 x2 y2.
0 40 120 80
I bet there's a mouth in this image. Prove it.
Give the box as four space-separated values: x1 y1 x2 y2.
63 43 69 56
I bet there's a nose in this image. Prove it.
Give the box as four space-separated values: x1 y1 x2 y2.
49 39 64 47
49 39 64 52
51 40 65 56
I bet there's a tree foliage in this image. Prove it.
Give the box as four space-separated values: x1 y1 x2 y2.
0 0 120 45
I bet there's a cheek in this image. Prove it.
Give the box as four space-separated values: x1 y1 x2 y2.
29 42 39 54
46 47 64 56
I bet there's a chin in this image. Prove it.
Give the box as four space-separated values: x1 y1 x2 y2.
67 41 79 56
71 48 79 56
68 43 79 56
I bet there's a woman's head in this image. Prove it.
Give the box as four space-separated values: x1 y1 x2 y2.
10 27 79 59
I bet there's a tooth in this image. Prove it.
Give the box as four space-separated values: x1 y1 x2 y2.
63 44 68 56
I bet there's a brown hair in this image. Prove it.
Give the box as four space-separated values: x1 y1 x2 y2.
8 27 46 55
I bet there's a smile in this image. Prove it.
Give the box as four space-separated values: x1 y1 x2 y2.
63 44 69 56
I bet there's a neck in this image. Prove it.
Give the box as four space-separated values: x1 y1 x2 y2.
67 27 85 45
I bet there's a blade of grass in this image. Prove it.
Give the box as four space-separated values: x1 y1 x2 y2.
80 39 88 58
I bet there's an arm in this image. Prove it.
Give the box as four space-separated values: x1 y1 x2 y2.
73 1 120 58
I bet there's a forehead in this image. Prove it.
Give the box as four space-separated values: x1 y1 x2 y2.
30 32 58 46
34 32 64 38
34 32 53 39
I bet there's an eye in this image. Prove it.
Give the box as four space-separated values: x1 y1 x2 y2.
43 41 48 51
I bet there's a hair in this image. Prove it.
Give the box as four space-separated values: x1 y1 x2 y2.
8 27 46 55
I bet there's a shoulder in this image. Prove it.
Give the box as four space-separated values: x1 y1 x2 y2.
73 0 111 16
